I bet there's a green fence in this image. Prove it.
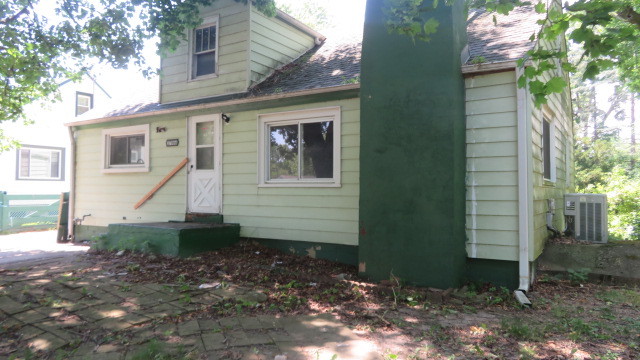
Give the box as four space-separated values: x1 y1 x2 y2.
0 193 65 234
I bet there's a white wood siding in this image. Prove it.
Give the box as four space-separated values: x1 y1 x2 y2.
465 71 520 261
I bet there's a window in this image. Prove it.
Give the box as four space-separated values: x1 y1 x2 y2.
542 118 556 182
102 124 150 173
16 146 64 181
76 92 93 116
191 17 218 79
258 107 341 187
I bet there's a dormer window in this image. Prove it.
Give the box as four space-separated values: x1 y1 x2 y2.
76 92 93 116
191 16 219 79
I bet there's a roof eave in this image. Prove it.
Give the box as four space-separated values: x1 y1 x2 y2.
276 10 326 44
65 84 360 127
461 59 533 75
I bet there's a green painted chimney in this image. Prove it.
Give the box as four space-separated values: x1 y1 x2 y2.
358 0 468 288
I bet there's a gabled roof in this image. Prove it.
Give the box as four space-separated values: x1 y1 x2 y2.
67 6 542 126
466 5 544 65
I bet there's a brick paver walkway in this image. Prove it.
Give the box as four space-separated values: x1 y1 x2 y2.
0 255 379 359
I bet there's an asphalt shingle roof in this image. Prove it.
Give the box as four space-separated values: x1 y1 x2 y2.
466 6 544 64
69 6 541 123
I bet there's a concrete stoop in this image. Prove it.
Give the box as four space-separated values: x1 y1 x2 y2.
105 216 240 257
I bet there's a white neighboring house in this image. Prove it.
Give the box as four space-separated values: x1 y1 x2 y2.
0 76 110 195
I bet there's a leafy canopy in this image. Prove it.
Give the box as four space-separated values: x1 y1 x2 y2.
384 0 640 106
0 0 276 122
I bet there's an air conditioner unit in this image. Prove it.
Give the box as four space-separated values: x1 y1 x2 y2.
564 193 608 243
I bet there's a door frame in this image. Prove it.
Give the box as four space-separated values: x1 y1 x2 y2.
187 114 223 214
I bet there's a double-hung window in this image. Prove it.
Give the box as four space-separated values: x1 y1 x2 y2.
102 124 150 173
191 16 219 79
16 146 64 181
76 92 93 116
258 107 341 187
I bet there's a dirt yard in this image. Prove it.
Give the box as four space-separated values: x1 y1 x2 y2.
83 241 639 360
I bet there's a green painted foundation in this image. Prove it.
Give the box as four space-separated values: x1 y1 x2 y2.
184 213 224 224
74 225 108 242
253 238 358 266
358 0 468 288
466 259 519 289
104 222 240 257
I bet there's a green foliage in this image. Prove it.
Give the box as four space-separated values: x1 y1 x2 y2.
0 0 277 124
567 268 590 285
276 0 330 30
500 318 544 341
383 0 445 42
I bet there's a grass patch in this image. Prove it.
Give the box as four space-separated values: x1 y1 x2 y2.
500 318 544 341
596 288 640 307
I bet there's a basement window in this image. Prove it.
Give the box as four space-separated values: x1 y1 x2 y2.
16 146 64 181
258 107 341 187
191 16 219 79
102 124 149 173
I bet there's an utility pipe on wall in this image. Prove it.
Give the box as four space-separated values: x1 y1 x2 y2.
515 66 533 307
67 127 76 242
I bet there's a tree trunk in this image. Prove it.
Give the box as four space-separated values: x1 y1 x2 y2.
631 94 636 168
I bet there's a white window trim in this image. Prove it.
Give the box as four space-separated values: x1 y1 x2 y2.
542 108 557 183
101 124 150 173
188 14 220 81
258 106 341 187
16 145 65 181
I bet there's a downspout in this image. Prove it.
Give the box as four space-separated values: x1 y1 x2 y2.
515 66 532 307
67 126 76 242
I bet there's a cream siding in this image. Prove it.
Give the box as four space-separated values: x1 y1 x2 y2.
248 8 316 86
74 116 189 228
529 72 573 260
223 98 360 246
465 71 520 261
159 0 250 104
73 98 360 246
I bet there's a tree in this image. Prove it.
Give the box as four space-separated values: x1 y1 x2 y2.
384 0 640 107
276 0 330 31
0 0 276 124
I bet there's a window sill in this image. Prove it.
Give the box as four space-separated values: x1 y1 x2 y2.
258 182 341 188
16 178 64 182
543 179 556 187
102 167 150 174
188 73 218 82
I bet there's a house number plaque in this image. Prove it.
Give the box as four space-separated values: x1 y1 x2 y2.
166 139 179 147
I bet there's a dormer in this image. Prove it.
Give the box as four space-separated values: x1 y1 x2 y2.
159 0 323 104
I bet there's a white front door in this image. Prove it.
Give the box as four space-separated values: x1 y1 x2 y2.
187 114 222 213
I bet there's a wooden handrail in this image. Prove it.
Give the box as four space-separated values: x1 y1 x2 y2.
134 157 189 210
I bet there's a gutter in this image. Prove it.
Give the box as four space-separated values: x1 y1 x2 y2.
462 60 533 75
67 127 76 242
65 84 360 127
515 66 533 307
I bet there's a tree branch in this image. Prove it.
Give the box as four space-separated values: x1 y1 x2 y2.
0 2 32 25
617 5 640 29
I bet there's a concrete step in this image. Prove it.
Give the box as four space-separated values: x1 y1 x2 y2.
105 222 239 257
185 213 224 224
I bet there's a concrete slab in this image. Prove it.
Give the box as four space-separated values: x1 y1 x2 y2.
0 230 88 265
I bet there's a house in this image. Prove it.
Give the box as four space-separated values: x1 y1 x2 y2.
0 76 110 234
0 76 110 196
65 0 573 292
